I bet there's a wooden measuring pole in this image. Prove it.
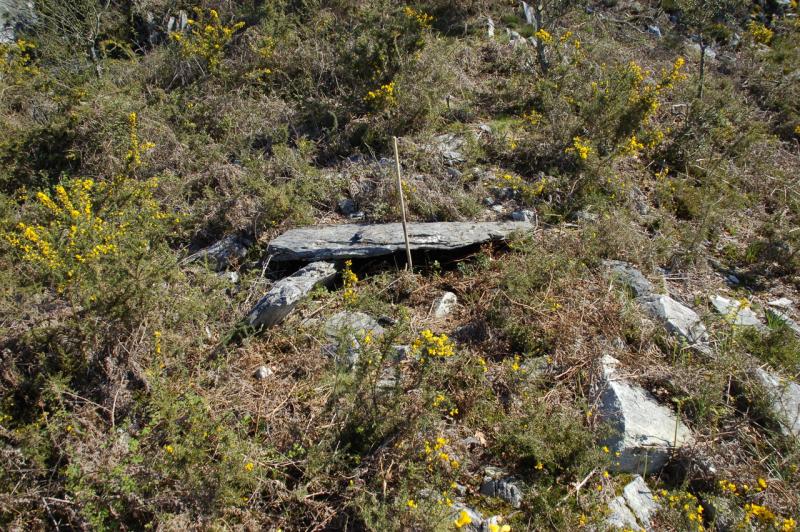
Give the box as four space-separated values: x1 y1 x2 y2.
393 136 413 271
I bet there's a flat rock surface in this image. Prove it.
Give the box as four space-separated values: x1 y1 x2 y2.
596 355 694 474
323 311 385 367
754 367 800 438
605 260 655 298
266 221 533 261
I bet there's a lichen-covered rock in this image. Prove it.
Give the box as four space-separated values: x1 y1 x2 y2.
479 466 523 508
247 262 337 328
595 355 694 474
433 291 458 318
266 221 533 262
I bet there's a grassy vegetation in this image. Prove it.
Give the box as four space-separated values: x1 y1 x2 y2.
1 0 800 529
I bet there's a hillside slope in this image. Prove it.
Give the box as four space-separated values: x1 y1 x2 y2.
1 0 799 529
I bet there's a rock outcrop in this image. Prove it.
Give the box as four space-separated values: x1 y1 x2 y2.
594 355 694 474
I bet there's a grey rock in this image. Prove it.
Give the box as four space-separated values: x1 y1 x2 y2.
433 134 466 164
219 271 240 284
348 211 365 221
753 367 800 438
449 503 485 532
447 167 463 179
522 1 534 25
0 0 35 44
710 295 763 328
647 25 662 38
482 197 495 206
768 298 793 309
640 294 708 345
573 210 599 222
478 124 493 136
726 274 740 285
491 205 504 214
486 17 495 38
688 42 717 60
623 475 660 527
480 467 523 508
254 366 273 380
433 291 458 318
766 308 800 337
607 496 640 530
511 209 536 223
323 311 385 367
605 260 655 298
266 221 533 261
187 234 250 272
490 186 516 201
337 198 357 215
247 262 337 328
595 355 694 474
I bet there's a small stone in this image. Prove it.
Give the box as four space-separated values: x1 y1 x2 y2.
247 262 337 328
220 271 239 284
433 292 458 318
710 295 763 328
511 209 536 223
768 298 793 309
348 211 365 221
573 210 599 222
449 503 484 532
447 167 463 179
254 366 273 380
622 476 660 527
607 496 640 530
323 311 385 367
433 133 466 164
753 367 800 438
647 25 662 38
640 294 708 345
187 234 250 272
726 274 740 285
604 260 655 298
594 355 694 474
480 467 523 509
491 205 504 213
478 124 493 135
486 17 495 38
337 198 357 215
483 197 495 206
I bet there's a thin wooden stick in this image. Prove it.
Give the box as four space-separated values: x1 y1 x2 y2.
393 136 413 271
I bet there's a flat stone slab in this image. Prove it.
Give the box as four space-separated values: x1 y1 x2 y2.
605 260 655 298
322 311 385 367
266 221 533 261
595 355 694 474
479 466 523 509
753 367 800 438
247 262 337 328
766 308 800 337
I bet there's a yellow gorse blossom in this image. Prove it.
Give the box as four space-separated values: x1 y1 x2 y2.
748 21 774 45
454 509 473 528
403 6 434 29
364 81 397 109
342 259 358 305
412 329 454 360
535 28 554 45
565 136 592 160
170 7 245 71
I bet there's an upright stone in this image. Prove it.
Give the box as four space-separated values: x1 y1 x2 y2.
187 234 250 271
640 294 708 345
247 262 337 328
595 355 694 474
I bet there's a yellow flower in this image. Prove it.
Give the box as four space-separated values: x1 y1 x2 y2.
757 477 767 490
244 462 254 472
407 499 417 509
534 28 553 45
454 510 473 528
602 446 610 453
164 444 174 454
535 461 544 470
